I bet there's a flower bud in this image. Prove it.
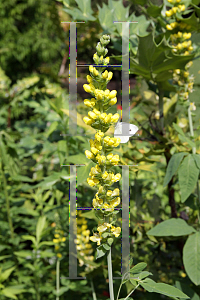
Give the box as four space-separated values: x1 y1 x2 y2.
89 65 94 73
88 111 97 120
107 72 113 81
87 75 93 84
111 113 119 123
109 90 117 99
83 116 93 125
85 150 94 159
109 97 117 105
102 70 108 79
84 99 93 108
83 84 92 93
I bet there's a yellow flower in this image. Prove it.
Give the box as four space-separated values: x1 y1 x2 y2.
90 233 102 245
111 154 120 164
105 113 112 123
93 68 99 76
111 226 121 237
87 75 93 84
104 57 110 64
103 203 114 211
84 99 93 108
55 245 59 251
61 237 66 242
183 71 189 78
172 7 178 13
104 89 110 97
82 229 90 236
53 239 59 243
99 113 107 121
57 253 62 258
102 171 109 179
110 197 120 207
51 222 56 227
102 70 108 79
166 24 172 30
88 111 97 120
85 150 94 159
107 72 113 81
93 197 103 208
89 65 94 73
113 173 121 182
83 116 93 125
91 147 99 155
93 108 101 116
188 46 193 51
83 84 92 93
109 97 117 105
97 223 112 233
96 154 106 164
109 90 117 99
54 234 60 238
111 113 119 123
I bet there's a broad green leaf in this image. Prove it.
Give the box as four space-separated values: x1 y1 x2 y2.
0 255 11 261
45 121 58 138
36 216 47 244
107 237 114 246
130 271 152 280
66 153 89 165
0 266 16 283
10 175 33 182
178 154 200 202
77 161 95 186
175 280 200 300
183 232 200 286
97 3 115 33
146 1 163 18
2 285 26 295
163 152 188 187
57 140 67 165
14 251 33 258
39 251 55 258
96 245 107 260
1 289 17 300
193 154 200 169
102 243 110 251
130 262 147 274
38 241 55 249
21 235 36 246
173 123 186 136
140 278 189 298
33 173 61 189
178 134 196 148
146 218 196 237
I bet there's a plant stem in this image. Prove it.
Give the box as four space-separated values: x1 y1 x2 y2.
158 88 164 133
90 278 97 300
123 284 139 300
188 105 200 206
56 259 60 300
116 282 123 300
107 247 114 300
0 145 14 240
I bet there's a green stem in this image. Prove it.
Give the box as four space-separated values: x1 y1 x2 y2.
116 282 123 300
158 88 164 133
34 250 40 300
56 259 60 300
123 284 140 300
107 247 114 300
188 105 200 206
90 278 97 300
0 145 14 240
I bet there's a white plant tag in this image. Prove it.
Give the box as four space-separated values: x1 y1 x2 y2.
114 122 139 143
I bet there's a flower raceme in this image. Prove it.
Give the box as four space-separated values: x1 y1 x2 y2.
82 35 122 253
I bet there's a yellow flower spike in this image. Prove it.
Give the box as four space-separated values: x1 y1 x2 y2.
87 75 93 84
109 97 117 105
89 65 94 73
83 116 93 125
85 150 94 159
57 253 62 258
102 70 108 79
111 113 120 123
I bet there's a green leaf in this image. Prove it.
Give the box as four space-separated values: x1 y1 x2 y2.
173 123 186 136
0 255 11 261
130 271 152 280
38 241 55 249
163 152 188 187
14 251 33 258
77 161 95 186
57 140 67 166
11 175 33 182
178 134 196 148
178 154 200 202
130 262 147 274
1 289 18 300
97 3 115 32
102 243 110 251
33 173 61 190
193 154 200 169
107 237 114 246
45 121 58 138
146 218 196 237
2 285 26 296
53 286 70 297
36 216 47 244
21 235 36 246
0 266 16 283
175 280 200 300
146 1 163 18
140 278 189 298
96 245 107 260
183 232 200 286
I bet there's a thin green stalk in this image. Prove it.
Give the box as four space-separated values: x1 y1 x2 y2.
34 251 40 300
0 146 14 240
188 105 200 206
158 88 164 133
90 278 97 300
56 259 60 300
123 284 140 300
107 247 114 300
